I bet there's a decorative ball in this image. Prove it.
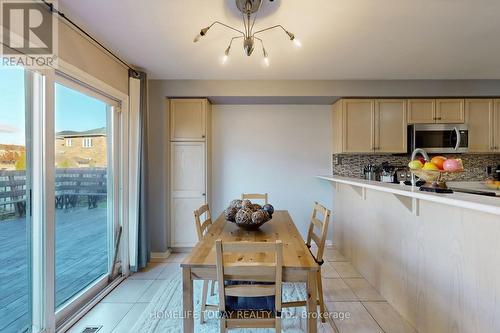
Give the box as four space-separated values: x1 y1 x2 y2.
262 204 274 216
235 208 253 225
229 199 243 209
251 210 267 224
251 203 262 212
224 207 238 222
241 199 253 209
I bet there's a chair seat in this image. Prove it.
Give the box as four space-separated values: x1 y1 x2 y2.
225 280 276 312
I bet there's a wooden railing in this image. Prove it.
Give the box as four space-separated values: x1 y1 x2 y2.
0 168 107 218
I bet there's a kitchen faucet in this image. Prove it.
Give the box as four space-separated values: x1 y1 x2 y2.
410 148 430 186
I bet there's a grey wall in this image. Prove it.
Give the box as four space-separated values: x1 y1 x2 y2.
147 79 500 253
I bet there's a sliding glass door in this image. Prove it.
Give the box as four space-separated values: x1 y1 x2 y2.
0 65 124 332
0 66 32 332
54 79 117 310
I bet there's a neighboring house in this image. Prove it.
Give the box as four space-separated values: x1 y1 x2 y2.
56 127 107 168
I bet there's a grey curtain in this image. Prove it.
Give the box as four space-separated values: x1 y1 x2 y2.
130 69 150 271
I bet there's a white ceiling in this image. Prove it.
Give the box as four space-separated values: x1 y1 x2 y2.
59 0 500 80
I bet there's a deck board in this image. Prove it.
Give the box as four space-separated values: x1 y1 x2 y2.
0 207 108 332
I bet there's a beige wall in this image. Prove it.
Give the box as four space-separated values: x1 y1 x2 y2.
211 104 333 238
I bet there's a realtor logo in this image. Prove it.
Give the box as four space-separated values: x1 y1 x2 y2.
1 0 57 67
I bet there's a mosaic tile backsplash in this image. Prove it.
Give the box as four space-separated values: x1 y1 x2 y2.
332 154 500 181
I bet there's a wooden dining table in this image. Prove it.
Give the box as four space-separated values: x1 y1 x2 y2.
181 210 320 332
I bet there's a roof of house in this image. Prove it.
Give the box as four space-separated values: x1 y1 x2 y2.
56 127 106 138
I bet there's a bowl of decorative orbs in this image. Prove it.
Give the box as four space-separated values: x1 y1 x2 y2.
224 199 274 231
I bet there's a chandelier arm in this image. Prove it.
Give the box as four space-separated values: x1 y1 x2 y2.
254 36 265 49
228 35 244 48
209 21 246 36
252 24 288 37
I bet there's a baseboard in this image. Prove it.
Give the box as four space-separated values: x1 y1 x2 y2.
150 249 172 262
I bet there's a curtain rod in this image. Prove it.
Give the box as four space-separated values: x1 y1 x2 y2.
41 0 139 77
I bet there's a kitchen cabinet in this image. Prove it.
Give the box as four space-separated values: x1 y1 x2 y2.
407 99 435 124
170 142 207 247
408 99 464 124
435 99 465 123
494 100 500 152
170 98 208 141
332 99 407 154
332 99 374 153
375 100 407 153
465 99 494 153
169 98 211 248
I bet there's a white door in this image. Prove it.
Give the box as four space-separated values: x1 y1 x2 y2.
170 142 206 247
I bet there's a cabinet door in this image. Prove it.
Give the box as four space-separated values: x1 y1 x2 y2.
170 99 207 141
436 99 465 123
465 99 494 153
375 100 407 153
407 99 435 124
494 100 500 152
342 99 374 153
170 142 206 247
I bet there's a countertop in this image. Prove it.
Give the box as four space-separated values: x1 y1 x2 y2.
317 175 500 216
448 181 500 196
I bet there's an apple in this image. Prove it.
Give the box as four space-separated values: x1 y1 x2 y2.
408 160 424 170
422 162 439 171
430 156 447 170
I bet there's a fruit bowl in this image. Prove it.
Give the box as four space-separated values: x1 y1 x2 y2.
411 169 464 183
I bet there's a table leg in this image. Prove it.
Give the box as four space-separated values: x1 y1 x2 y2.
306 270 318 333
182 267 194 333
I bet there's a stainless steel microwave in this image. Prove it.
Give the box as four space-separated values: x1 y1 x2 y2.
408 124 469 153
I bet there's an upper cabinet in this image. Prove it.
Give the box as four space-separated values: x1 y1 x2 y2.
375 100 407 153
169 98 209 141
408 99 464 124
332 99 407 154
465 99 494 153
435 99 465 123
407 99 435 124
342 99 374 153
494 100 500 152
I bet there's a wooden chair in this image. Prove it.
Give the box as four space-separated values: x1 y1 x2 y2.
215 240 283 332
241 193 268 205
194 204 218 324
282 201 331 322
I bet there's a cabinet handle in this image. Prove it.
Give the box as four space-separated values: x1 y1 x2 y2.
202 135 206 138
202 193 206 196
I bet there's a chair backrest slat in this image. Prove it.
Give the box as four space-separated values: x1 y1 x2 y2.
194 204 212 241
241 193 268 205
306 201 331 263
215 239 283 312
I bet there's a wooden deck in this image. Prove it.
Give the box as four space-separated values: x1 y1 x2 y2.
0 207 108 333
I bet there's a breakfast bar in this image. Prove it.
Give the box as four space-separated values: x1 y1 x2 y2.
319 175 500 333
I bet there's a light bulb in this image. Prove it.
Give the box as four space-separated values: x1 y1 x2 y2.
221 54 229 65
263 57 270 67
293 38 302 48
193 33 202 43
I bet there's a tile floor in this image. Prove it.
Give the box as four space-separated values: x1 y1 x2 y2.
68 249 416 333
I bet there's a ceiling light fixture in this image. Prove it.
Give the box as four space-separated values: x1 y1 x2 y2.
194 0 300 66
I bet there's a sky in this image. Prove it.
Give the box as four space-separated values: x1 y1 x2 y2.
0 66 107 146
